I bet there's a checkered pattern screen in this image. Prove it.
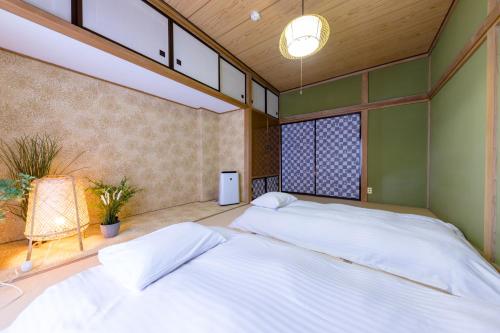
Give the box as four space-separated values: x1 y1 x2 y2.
281 121 315 194
315 113 361 199
266 176 279 192
280 114 361 199
252 178 266 200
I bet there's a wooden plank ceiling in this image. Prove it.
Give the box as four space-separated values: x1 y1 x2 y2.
164 0 453 92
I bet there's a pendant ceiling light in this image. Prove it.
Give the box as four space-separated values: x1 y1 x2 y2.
279 0 330 59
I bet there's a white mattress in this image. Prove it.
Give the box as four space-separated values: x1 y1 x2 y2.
5 230 500 333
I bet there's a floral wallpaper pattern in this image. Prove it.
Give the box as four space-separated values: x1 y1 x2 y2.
0 49 244 243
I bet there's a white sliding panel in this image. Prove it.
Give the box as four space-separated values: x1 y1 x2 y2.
220 58 245 103
82 0 169 66
266 90 279 118
173 23 219 90
252 80 266 112
24 0 72 21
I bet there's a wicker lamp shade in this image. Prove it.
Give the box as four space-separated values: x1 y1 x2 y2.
25 176 89 242
279 14 330 59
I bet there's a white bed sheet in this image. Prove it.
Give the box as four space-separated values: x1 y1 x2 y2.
5 230 500 333
231 201 500 303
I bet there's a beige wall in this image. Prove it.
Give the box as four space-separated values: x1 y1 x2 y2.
0 49 244 243
198 109 245 202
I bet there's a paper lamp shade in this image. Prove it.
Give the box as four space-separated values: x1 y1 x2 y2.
279 14 330 59
25 176 89 242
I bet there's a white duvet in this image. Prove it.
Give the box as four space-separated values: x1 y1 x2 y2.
5 229 500 333
231 201 500 304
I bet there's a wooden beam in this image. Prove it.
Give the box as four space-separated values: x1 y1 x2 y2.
243 73 253 203
360 72 369 202
427 54 432 209
280 94 429 124
361 110 368 202
0 0 247 109
146 0 279 95
484 0 498 261
429 3 500 98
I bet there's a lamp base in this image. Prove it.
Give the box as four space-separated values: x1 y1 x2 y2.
20 261 32 272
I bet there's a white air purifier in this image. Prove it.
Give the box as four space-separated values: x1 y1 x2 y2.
219 171 240 205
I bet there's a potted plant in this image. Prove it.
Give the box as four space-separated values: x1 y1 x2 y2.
0 173 35 221
88 177 140 238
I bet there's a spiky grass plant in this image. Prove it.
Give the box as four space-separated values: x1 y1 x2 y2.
0 134 85 220
0 134 61 179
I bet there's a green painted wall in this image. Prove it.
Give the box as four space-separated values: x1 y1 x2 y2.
368 103 428 207
369 58 428 102
279 75 361 117
430 0 487 86
429 44 487 250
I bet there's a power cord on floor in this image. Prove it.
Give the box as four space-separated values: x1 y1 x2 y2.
0 281 24 309
0 267 23 309
0 238 61 308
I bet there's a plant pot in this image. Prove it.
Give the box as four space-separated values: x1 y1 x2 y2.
100 220 121 238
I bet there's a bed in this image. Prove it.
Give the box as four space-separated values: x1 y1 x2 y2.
4 196 500 333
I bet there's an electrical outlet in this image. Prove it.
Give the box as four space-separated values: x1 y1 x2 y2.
367 187 373 195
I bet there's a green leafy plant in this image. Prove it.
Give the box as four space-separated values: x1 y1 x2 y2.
0 134 85 220
0 173 35 220
88 177 140 225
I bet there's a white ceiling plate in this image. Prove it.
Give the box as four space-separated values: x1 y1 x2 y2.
0 8 240 113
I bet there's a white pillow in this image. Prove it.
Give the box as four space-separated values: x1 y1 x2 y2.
98 222 225 291
251 192 297 209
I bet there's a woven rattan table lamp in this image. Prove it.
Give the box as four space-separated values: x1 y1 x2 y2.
22 176 89 272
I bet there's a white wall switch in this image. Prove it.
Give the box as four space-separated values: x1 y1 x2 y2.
367 187 373 195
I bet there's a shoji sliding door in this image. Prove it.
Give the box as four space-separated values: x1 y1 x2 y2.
281 121 316 194
281 113 362 200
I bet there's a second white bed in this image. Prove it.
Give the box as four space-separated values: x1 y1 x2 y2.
5 229 500 333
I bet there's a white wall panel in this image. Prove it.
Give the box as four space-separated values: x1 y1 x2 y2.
173 24 219 90
24 0 72 22
220 58 245 103
83 0 169 66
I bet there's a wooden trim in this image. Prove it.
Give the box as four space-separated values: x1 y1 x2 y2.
484 0 498 261
361 72 369 104
145 0 279 95
251 174 279 180
280 94 429 124
0 0 247 109
426 101 431 209
243 73 253 203
427 0 457 53
282 54 428 94
361 110 368 202
429 3 500 98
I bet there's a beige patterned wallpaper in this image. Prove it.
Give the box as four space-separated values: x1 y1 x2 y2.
219 111 245 195
0 49 245 244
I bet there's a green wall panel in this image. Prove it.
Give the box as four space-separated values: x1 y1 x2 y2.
368 102 428 208
430 44 487 250
430 0 487 86
279 75 361 117
369 58 428 102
